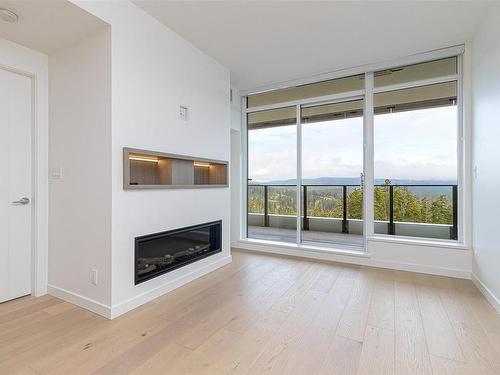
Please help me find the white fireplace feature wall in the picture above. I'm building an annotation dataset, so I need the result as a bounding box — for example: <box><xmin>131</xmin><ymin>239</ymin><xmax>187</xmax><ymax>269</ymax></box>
<box><xmin>48</xmin><ymin>0</ymin><xmax>231</xmax><ymax>319</ymax></box>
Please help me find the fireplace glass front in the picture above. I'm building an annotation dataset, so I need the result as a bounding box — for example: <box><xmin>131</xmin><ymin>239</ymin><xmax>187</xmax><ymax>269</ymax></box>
<box><xmin>135</xmin><ymin>220</ymin><xmax>222</xmax><ymax>284</ymax></box>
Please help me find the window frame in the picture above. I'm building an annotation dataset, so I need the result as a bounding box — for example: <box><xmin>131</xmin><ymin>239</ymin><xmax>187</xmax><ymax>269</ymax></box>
<box><xmin>241</xmin><ymin>45</ymin><xmax>467</xmax><ymax>249</ymax></box>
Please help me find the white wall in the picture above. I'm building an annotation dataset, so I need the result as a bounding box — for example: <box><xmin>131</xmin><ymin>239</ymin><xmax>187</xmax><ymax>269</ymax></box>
<box><xmin>231</xmin><ymin>129</ymin><xmax>241</xmax><ymax>242</ymax></box>
<box><xmin>48</xmin><ymin>28</ymin><xmax>112</xmax><ymax>311</ymax></box>
<box><xmin>231</xmin><ymin>88</ymin><xmax>242</xmax><ymax>131</ymax></box>
<box><xmin>471</xmin><ymin>3</ymin><xmax>500</xmax><ymax>311</ymax></box>
<box><xmin>0</xmin><ymin>39</ymin><xmax>48</xmax><ymax>297</ymax></box>
<box><xmin>72</xmin><ymin>1</ymin><xmax>231</xmax><ymax>317</ymax></box>
<box><xmin>230</xmin><ymin>87</ymin><xmax>242</xmax><ymax>242</ymax></box>
<box><xmin>367</xmin><ymin>240</ymin><xmax>470</xmax><ymax>278</ymax></box>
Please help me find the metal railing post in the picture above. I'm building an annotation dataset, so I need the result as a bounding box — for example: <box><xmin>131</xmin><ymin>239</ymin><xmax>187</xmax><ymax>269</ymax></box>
<box><xmin>389</xmin><ymin>185</ymin><xmax>395</xmax><ymax>235</ymax></box>
<box><xmin>451</xmin><ymin>185</ymin><xmax>458</xmax><ymax>240</ymax></box>
<box><xmin>264</xmin><ymin>185</ymin><xmax>269</xmax><ymax>227</ymax></box>
<box><xmin>302</xmin><ymin>185</ymin><xmax>309</xmax><ymax>231</ymax></box>
<box><xmin>342</xmin><ymin>185</ymin><xmax>348</xmax><ymax>233</ymax></box>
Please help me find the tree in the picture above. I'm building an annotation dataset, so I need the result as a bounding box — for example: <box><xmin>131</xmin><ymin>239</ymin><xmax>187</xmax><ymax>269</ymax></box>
<box><xmin>394</xmin><ymin>187</ymin><xmax>421</xmax><ymax>223</ymax></box>
<box><xmin>247</xmin><ymin>186</ymin><xmax>265</xmax><ymax>214</ymax></box>
<box><xmin>374</xmin><ymin>186</ymin><xmax>389</xmax><ymax>221</ymax></box>
<box><xmin>246</xmin><ymin>183</ymin><xmax>454</xmax><ymax>227</ymax></box>
<box><xmin>347</xmin><ymin>188</ymin><xmax>363</xmax><ymax>219</ymax></box>
<box><xmin>431</xmin><ymin>195</ymin><xmax>453</xmax><ymax>224</ymax></box>
<box><xmin>420</xmin><ymin>196</ymin><xmax>432</xmax><ymax>223</ymax></box>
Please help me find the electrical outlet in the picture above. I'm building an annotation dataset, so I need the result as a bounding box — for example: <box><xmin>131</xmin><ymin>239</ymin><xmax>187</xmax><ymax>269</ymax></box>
<box><xmin>91</xmin><ymin>269</ymin><xmax>98</xmax><ymax>285</ymax></box>
<box><xmin>179</xmin><ymin>105</ymin><xmax>188</xmax><ymax>121</ymax></box>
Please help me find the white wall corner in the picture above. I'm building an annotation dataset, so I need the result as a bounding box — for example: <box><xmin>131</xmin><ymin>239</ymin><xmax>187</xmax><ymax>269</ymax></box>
<box><xmin>47</xmin><ymin>284</ymin><xmax>112</xmax><ymax>319</ymax></box>
<box><xmin>471</xmin><ymin>273</ymin><xmax>500</xmax><ymax>314</ymax></box>
<box><xmin>462</xmin><ymin>41</ymin><xmax>474</xmax><ymax>250</ymax></box>
<box><xmin>230</xmin><ymin>86</ymin><xmax>242</xmax><ymax>131</ymax></box>
<box><xmin>48</xmin><ymin>28</ymin><xmax>112</xmax><ymax>308</ymax></box>
<box><xmin>470</xmin><ymin>2</ymin><xmax>500</xmax><ymax>316</ymax></box>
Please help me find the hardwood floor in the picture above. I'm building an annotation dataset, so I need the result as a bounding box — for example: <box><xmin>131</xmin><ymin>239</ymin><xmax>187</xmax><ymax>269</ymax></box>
<box><xmin>1</xmin><ymin>250</ymin><xmax>500</xmax><ymax>375</ymax></box>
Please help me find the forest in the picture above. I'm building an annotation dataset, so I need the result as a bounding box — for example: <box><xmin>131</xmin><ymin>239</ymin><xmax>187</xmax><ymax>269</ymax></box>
<box><xmin>248</xmin><ymin>180</ymin><xmax>454</xmax><ymax>225</ymax></box>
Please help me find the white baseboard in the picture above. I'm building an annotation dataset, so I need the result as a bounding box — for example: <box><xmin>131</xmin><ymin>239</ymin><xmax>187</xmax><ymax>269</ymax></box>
<box><xmin>110</xmin><ymin>255</ymin><xmax>232</xmax><ymax>319</ymax></box>
<box><xmin>47</xmin><ymin>284</ymin><xmax>112</xmax><ymax>319</ymax></box>
<box><xmin>367</xmin><ymin>258</ymin><xmax>471</xmax><ymax>279</ymax></box>
<box><xmin>48</xmin><ymin>255</ymin><xmax>232</xmax><ymax>320</ymax></box>
<box><xmin>471</xmin><ymin>273</ymin><xmax>500</xmax><ymax>314</ymax></box>
<box><xmin>232</xmin><ymin>240</ymin><xmax>471</xmax><ymax>279</ymax></box>
<box><xmin>232</xmin><ymin>240</ymin><xmax>369</xmax><ymax>264</ymax></box>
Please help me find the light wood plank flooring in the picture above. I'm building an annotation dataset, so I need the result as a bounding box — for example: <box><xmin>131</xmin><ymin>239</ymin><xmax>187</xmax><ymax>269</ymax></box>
<box><xmin>1</xmin><ymin>250</ymin><xmax>500</xmax><ymax>375</ymax></box>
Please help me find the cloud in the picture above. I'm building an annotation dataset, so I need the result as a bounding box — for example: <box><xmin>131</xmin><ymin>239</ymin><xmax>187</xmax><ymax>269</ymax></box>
<box><xmin>248</xmin><ymin>106</ymin><xmax>457</xmax><ymax>182</ymax></box>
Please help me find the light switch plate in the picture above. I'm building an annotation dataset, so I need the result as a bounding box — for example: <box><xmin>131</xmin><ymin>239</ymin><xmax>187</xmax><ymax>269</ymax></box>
<box><xmin>91</xmin><ymin>269</ymin><xmax>98</xmax><ymax>285</ymax></box>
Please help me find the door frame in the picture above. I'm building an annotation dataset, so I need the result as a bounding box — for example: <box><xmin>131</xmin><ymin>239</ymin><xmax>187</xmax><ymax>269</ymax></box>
<box><xmin>0</xmin><ymin>41</ymin><xmax>49</xmax><ymax>298</ymax></box>
<box><xmin>297</xmin><ymin>94</ymin><xmax>367</xmax><ymax>247</ymax></box>
<box><xmin>244</xmin><ymin>90</ymin><xmax>367</xmax><ymax>251</ymax></box>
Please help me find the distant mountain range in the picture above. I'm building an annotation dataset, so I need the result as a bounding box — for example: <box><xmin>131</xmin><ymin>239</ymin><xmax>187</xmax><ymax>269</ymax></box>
<box><xmin>249</xmin><ymin>177</ymin><xmax>457</xmax><ymax>197</ymax></box>
<box><xmin>250</xmin><ymin>177</ymin><xmax>457</xmax><ymax>186</ymax></box>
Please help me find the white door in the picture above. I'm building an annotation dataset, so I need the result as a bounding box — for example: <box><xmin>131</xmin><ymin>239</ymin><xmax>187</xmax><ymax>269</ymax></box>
<box><xmin>0</xmin><ymin>68</ymin><xmax>32</xmax><ymax>303</ymax></box>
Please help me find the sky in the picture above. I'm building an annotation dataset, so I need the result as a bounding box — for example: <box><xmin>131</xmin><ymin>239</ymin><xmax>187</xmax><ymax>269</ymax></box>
<box><xmin>248</xmin><ymin>106</ymin><xmax>458</xmax><ymax>183</ymax></box>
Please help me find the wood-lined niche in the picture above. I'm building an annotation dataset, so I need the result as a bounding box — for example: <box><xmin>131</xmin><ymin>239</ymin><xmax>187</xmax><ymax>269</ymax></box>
<box><xmin>123</xmin><ymin>148</ymin><xmax>228</xmax><ymax>189</ymax></box>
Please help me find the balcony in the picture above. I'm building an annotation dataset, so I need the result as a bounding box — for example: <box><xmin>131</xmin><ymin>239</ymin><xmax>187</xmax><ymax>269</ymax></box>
<box><xmin>247</xmin><ymin>184</ymin><xmax>458</xmax><ymax>246</ymax></box>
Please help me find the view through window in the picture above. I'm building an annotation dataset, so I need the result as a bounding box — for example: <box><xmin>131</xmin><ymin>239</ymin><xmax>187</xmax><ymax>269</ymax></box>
<box><xmin>374</xmin><ymin>82</ymin><xmax>458</xmax><ymax>240</ymax></box>
<box><xmin>247</xmin><ymin>106</ymin><xmax>297</xmax><ymax>243</ymax></box>
<box><xmin>246</xmin><ymin>56</ymin><xmax>460</xmax><ymax>246</ymax></box>
<box><xmin>301</xmin><ymin>100</ymin><xmax>364</xmax><ymax>248</ymax></box>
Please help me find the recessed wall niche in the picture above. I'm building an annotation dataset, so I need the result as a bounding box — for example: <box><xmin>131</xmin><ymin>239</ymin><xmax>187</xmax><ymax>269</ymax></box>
<box><xmin>123</xmin><ymin>148</ymin><xmax>228</xmax><ymax>189</ymax></box>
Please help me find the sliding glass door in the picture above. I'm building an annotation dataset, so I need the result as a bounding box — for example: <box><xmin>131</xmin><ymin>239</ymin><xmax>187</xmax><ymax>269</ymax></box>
<box><xmin>246</xmin><ymin>98</ymin><xmax>365</xmax><ymax>250</ymax></box>
<box><xmin>300</xmin><ymin>99</ymin><xmax>364</xmax><ymax>249</ymax></box>
<box><xmin>247</xmin><ymin>106</ymin><xmax>297</xmax><ymax>243</ymax></box>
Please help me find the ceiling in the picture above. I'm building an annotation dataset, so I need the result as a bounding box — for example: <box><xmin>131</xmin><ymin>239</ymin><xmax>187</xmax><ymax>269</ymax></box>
<box><xmin>0</xmin><ymin>1</ymin><xmax>108</xmax><ymax>54</ymax></box>
<box><xmin>133</xmin><ymin>1</ymin><xmax>490</xmax><ymax>91</ymax></box>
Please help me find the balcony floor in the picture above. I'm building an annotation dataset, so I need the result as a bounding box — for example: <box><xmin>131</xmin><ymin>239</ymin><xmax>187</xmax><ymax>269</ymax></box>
<box><xmin>248</xmin><ymin>225</ymin><xmax>364</xmax><ymax>249</ymax></box>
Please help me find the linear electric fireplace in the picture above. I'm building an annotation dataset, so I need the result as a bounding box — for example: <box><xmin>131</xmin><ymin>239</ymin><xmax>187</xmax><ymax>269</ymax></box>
<box><xmin>135</xmin><ymin>220</ymin><xmax>222</xmax><ymax>284</ymax></box>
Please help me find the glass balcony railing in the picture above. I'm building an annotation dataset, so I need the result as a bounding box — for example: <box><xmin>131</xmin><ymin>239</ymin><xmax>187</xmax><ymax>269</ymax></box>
<box><xmin>247</xmin><ymin>184</ymin><xmax>458</xmax><ymax>241</ymax></box>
